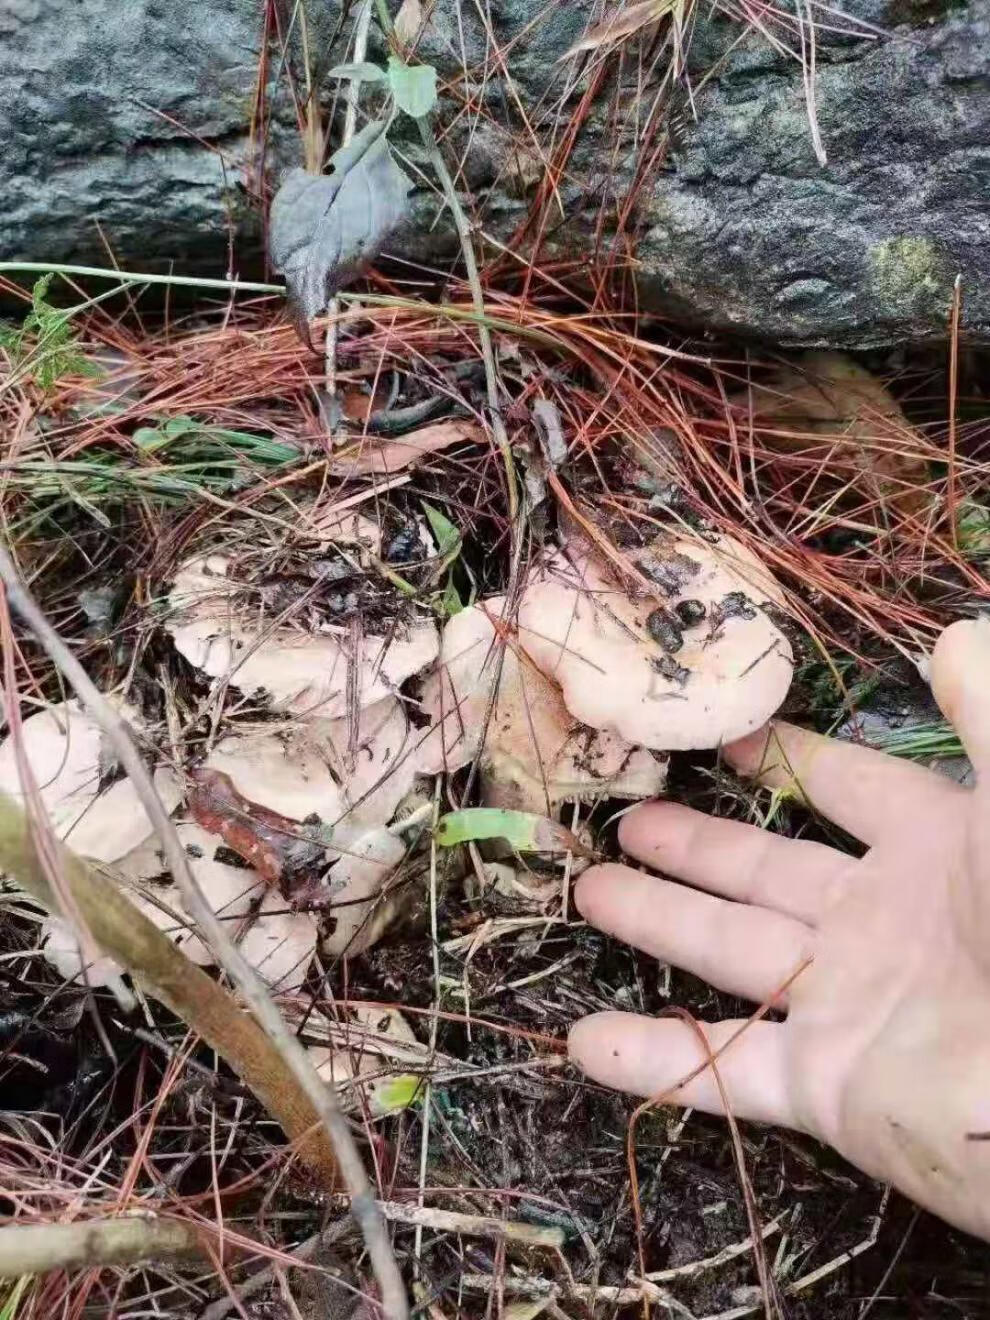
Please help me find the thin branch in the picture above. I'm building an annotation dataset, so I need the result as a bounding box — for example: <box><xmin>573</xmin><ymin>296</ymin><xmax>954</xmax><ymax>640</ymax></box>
<box><xmin>325</xmin><ymin>0</ymin><xmax>375</xmax><ymax>404</ymax></box>
<box><xmin>0</xmin><ymin>545</ymin><xmax>408</xmax><ymax>1320</ymax></box>
<box><xmin>0</xmin><ymin>1217</ymin><xmax>203</xmax><ymax>1280</ymax></box>
<box><xmin>0</xmin><ymin>262</ymin><xmax>284</xmax><ymax>293</ymax></box>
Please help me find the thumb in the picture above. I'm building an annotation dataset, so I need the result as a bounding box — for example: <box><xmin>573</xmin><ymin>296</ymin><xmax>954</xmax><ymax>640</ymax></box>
<box><xmin>931</xmin><ymin>618</ymin><xmax>990</xmax><ymax>784</ymax></box>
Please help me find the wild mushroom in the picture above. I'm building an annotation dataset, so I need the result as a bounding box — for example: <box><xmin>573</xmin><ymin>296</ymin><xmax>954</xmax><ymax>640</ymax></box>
<box><xmin>516</xmin><ymin>532</ymin><xmax>793</xmax><ymax>751</ymax></box>
<box><xmin>320</xmin><ymin>827</ymin><xmax>408</xmax><ymax>958</ymax></box>
<box><xmin>166</xmin><ymin>555</ymin><xmax>438</xmax><ymax>717</ymax></box>
<box><xmin>118</xmin><ymin>821</ymin><xmax>318</xmax><ymax>990</ymax></box>
<box><xmin>189</xmin><ymin>698</ymin><xmax>424</xmax><ymax>957</ymax></box>
<box><xmin>416</xmin><ymin>597</ymin><xmax>666</xmax><ymax>815</ymax></box>
<box><xmin>199</xmin><ymin>685</ymin><xmax>414</xmax><ymax>835</ymax></box>
<box><xmin>0</xmin><ymin>699</ymin><xmax>182</xmax><ymax>863</ymax></box>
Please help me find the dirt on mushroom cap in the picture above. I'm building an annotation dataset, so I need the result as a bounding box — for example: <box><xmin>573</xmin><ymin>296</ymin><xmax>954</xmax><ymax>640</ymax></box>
<box><xmin>516</xmin><ymin>533</ymin><xmax>794</xmax><ymax>751</ymax></box>
<box><xmin>166</xmin><ymin>554</ymin><xmax>438</xmax><ymax>717</ymax></box>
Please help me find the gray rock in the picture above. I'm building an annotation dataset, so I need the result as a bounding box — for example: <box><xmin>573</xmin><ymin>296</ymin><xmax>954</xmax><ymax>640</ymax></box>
<box><xmin>639</xmin><ymin>0</ymin><xmax>990</xmax><ymax>345</ymax></box>
<box><xmin>1</xmin><ymin>0</ymin><xmax>987</xmax><ymax>346</ymax></box>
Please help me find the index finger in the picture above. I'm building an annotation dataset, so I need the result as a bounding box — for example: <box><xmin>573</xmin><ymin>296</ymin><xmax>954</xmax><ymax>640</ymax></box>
<box><xmin>725</xmin><ymin>719</ymin><xmax>964</xmax><ymax>847</ymax></box>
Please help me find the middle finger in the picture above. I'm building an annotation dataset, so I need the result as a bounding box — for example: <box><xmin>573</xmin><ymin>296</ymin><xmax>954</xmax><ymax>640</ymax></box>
<box><xmin>576</xmin><ymin>863</ymin><xmax>813</xmax><ymax>1005</ymax></box>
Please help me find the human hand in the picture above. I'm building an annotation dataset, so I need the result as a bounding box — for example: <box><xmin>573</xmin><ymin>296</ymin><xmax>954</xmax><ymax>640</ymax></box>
<box><xmin>569</xmin><ymin>619</ymin><xmax>990</xmax><ymax>1241</ymax></box>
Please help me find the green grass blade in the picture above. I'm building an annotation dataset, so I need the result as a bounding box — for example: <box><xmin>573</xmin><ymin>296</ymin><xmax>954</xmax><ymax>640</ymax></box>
<box><xmin>435</xmin><ymin>807</ymin><xmax>591</xmax><ymax>855</ymax></box>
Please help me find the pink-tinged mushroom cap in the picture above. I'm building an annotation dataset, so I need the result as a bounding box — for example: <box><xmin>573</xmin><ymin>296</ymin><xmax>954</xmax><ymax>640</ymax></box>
<box><xmin>516</xmin><ymin>534</ymin><xmax>793</xmax><ymax>752</ymax></box>
<box><xmin>416</xmin><ymin>597</ymin><xmax>666</xmax><ymax>812</ymax></box>
<box><xmin>166</xmin><ymin>555</ymin><xmax>438</xmax><ymax>717</ymax></box>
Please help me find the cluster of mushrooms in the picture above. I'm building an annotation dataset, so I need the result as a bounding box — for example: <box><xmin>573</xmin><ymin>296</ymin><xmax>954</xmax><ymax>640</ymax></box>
<box><xmin>1</xmin><ymin>517</ymin><xmax>794</xmax><ymax>1016</ymax></box>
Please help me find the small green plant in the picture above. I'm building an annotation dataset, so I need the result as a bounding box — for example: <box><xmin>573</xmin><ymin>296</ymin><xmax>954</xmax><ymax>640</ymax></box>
<box><xmin>0</xmin><ymin>274</ymin><xmax>98</xmax><ymax>392</ymax></box>
<box><xmin>0</xmin><ymin>1276</ymin><xmax>29</xmax><ymax>1320</ymax></box>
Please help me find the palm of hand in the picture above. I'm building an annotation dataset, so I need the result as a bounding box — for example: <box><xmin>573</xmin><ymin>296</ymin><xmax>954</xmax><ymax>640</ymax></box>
<box><xmin>570</xmin><ymin>620</ymin><xmax>990</xmax><ymax>1240</ymax></box>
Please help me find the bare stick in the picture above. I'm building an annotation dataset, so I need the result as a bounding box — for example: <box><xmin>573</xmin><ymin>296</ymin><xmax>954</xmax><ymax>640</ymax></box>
<box><xmin>362</xmin><ymin>1200</ymin><xmax>563</xmax><ymax>1247</ymax></box>
<box><xmin>0</xmin><ymin>545</ymin><xmax>407</xmax><ymax>1320</ymax></box>
<box><xmin>460</xmin><ymin>1274</ymin><xmax>693</xmax><ymax>1314</ymax></box>
<box><xmin>0</xmin><ymin>1217</ymin><xmax>203</xmax><ymax>1279</ymax></box>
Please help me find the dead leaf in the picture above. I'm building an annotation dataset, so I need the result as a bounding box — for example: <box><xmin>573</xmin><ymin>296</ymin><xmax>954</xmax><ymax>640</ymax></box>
<box><xmin>730</xmin><ymin>353</ymin><xmax>933</xmax><ymax>524</ymax></box>
<box><xmin>562</xmin><ymin>0</ymin><xmax>684</xmax><ymax>58</ymax></box>
<box><xmin>187</xmin><ymin>767</ymin><xmax>326</xmax><ymax>892</ymax></box>
<box><xmin>340</xmin><ymin>385</ymin><xmax>391</xmax><ymax>423</ymax></box>
<box><xmin>270</xmin><ymin>120</ymin><xmax>412</xmax><ymax>332</ymax></box>
<box><xmin>328</xmin><ymin>419</ymin><xmax>484</xmax><ymax>477</ymax></box>
<box><xmin>394</xmin><ymin>0</ymin><xmax>424</xmax><ymax>47</ymax></box>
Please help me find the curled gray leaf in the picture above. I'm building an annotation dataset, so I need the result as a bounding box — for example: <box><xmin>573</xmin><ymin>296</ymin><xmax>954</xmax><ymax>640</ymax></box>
<box><xmin>270</xmin><ymin>119</ymin><xmax>413</xmax><ymax>335</ymax></box>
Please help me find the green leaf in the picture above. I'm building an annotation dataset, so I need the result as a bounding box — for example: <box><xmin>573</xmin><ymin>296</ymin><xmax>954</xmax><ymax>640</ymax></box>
<box><xmin>371</xmin><ymin>1072</ymin><xmax>424</xmax><ymax>1115</ymax></box>
<box><xmin>387</xmin><ymin>56</ymin><xmax>438</xmax><ymax>118</ymax></box>
<box><xmin>328</xmin><ymin>61</ymin><xmax>386</xmax><ymax>82</ymax></box>
<box><xmin>435</xmin><ymin>808</ymin><xmax>592</xmax><ymax>856</ymax></box>
<box><xmin>437</xmin><ymin>579</ymin><xmax>463</xmax><ymax>617</ymax></box>
<box><xmin>422</xmin><ymin>500</ymin><xmax>461</xmax><ymax>559</ymax></box>
<box><xmin>423</xmin><ymin>501</ymin><xmax>463</xmax><ymax>615</ymax></box>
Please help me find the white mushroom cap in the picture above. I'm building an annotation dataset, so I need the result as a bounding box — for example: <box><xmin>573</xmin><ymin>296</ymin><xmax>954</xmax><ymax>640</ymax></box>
<box><xmin>516</xmin><ymin>534</ymin><xmax>793</xmax><ymax>751</ymax></box>
<box><xmin>0</xmin><ymin>702</ymin><xmax>103</xmax><ymax>822</ymax></box>
<box><xmin>0</xmin><ymin>700</ymin><xmax>181</xmax><ymax>863</ymax></box>
<box><xmin>64</xmin><ymin>771</ymin><xmax>183</xmax><ymax>863</ymax></box>
<box><xmin>166</xmin><ymin>556</ymin><xmax>438</xmax><ymax>717</ymax></box>
<box><xmin>321</xmin><ymin>828</ymin><xmax>407</xmax><ymax>958</ymax></box>
<box><xmin>416</xmin><ymin>598</ymin><xmax>666</xmax><ymax>812</ymax></box>
<box><xmin>113</xmin><ymin>821</ymin><xmax>318</xmax><ymax>990</ymax></box>
<box><xmin>40</xmin><ymin>917</ymin><xmax>128</xmax><ymax>988</ymax></box>
<box><xmin>203</xmin><ymin>696</ymin><xmax>419</xmax><ymax>852</ymax></box>
<box><xmin>40</xmin><ymin>849</ymin><xmax>210</xmax><ymax>988</ymax></box>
